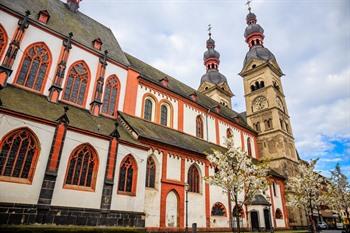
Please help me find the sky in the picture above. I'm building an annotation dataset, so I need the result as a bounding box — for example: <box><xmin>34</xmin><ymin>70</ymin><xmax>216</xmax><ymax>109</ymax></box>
<box><xmin>78</xmin><ymin>0</ymin><xmax>350</xmax><ymax>177</ymax></box>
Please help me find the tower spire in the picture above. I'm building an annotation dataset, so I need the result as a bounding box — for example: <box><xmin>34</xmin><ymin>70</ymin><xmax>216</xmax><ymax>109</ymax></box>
<box><xmin>244</xmin><ymin>0</ymin><xmax>265</xmax><ymax>48</ymax></box>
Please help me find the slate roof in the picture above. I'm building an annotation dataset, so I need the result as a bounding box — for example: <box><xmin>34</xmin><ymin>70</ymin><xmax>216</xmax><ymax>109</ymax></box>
<box><xmin>243</xmin><ymin>45</ymin><xmax>276</xmax><ymax>67</ymax></box>
<box><xmin>119</xmin><ymin>111</ymin><xmax>225</xmax><ymax>155</ymax></box>
<box><xmin>125</xmin><ymin>53</ymin><xmax>255</xmax><ymax>132</ymax></box>
<box><xmin>0</xmin><ymin>0</ymin><xmax>129</xmax><ymax>67</ymax></box>
<box><xmin>248</xmin><ymin>194</ymin><xmax>270</xmax><ymax>206</ymax></box>
<box><xmin>0</xmin><ymin>85</ymin><xmax>142</xmax><ymax>147</ymax></box>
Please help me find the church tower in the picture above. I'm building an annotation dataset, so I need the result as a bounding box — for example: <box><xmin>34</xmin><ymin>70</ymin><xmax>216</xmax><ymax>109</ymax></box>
<box><xmin>239</xmin><ymin>7</ymin><xmax>299</xmax><ymax>175</ymax></box>
<box><xmin>198</xmin><ymin>30</ymin><xmax>233</xmax><ymax>108</ymax></box>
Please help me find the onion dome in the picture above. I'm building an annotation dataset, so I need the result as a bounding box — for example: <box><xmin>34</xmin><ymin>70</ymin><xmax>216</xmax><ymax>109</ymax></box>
<box><xmin>203</xmin><ymin>35</ymin><xmax>220</xmax><ymax>60</ymax></box>
<box><xmin>244</xmin><ymin>9</ymin><xmax>265</xmax><ymax>48</ymax></box>
<box><xmin>201</xmin><ymin>31</ymin><xmax>227</xmax><ymax>84</ymax></box>
<box><xmin>242</xmin><ymin>8</ymin><xmax>277</xmax><ymax>67</ymax></box>
<box><xmin>244</xmin><ymin>24</ymin><xmax>264</xmax><ymax>38</ymax></box>
<box><xmin>201</xmin><ymin>69</ymin><xmax>227</xmax><ymax>84</ymax></box>
<box><xmin>243</xmin><ymin>46</ymin><xmax>276</xmax><ymax>66</ymax></box>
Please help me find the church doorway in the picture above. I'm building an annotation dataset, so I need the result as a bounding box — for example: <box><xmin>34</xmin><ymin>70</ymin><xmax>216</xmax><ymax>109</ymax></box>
<box><xmin>250</xmin><ymin>210</ymin><xmax>260</xmax><ymax>231</ymax></box>
<box><xmin>264</xmin><ymin>208</ymin><xmax>272</xmax><ymax>231</ymax></box>
<box><xmin>166</xmin><ymin>190</ymin><xmax>179</xmax><ymax>227</ymax></box>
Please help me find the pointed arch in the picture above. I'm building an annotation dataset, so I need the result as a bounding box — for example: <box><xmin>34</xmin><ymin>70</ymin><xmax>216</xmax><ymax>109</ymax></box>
<box><xmin>145</xmin><ymin>156</ymin><xmax>156</xmax><ymax>188</ymax></box>
<box><xmin>165</xmin><ymin>189</ymin><xmax>180</xmax><ymax>227</ymax></box>
<box><xmin>0</xmin><ymin>127</ymin><xmax>40</xmax><ymax>184</ymax></box>
<box><xmin>14</xmin><ymin>42</ymin><xmax>52</xmax><ymax>93</ymax></box>
<box><xmin>101</xmin><ymin>74</ymin><xmax>120</xmax><ymax>117</ymax></box>
<box><xmin>0</xmin><ymin>24</ymin><xmax>8</xmax><ymax>61</ymax></box>
<box><xmin>196</xmin><ymin>115</ymin><xmax>204</xmax><ymax>139</ymax></box>
<box><xmin>62</xmin><ymin>60</ymin><xmax>91</xmax><ymax>107</ymax></box>
<box><xmin>211</xmin><ymin>202</ymin><xmax>227</xmax><ymax>216</ymax></box>
<box><xmin>64</xmin><ymin>143</ymin><xmax>99</xmax><ymax>191</ymax></box>
<box><xmin>118</xmin><ymin>154</ymin><xmax>138</xmax><ymax>195</ymax></box>
<box><xmin>188</xmin><ymin>164</ymin><xmax>201</xmax><ymax>193</ymax></box>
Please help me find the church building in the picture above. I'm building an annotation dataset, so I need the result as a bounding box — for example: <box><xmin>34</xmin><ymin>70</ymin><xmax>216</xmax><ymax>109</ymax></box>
<box><xmin>0</xmin><ymin>0</ymin><xmax>304</xmax><ymax>231</ymax></box>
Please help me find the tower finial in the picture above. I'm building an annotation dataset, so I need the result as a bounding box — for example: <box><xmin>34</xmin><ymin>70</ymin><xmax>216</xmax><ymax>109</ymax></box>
<box><xmin>246</xmin><ymin>0</ymin><xmax>252</xmax><ymax>13</ymax></box>
<box><xmin>208</xmin><ymin>24</ymin><xmax>212</xmax><ymax>37</ymax></box>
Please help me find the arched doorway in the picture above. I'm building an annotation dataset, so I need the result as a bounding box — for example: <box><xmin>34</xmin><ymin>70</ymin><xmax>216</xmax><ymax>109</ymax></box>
<box><xmin>166</xmin><ymin>190</ymin><xmax>179</xmax><ymax>227</ymax></box>
<box><xmin>250</xmin><ymin>210</ymin><xmax>260</xmax><ymax>231</ymax></box>
<box><xmin>264</xmin><ymin>208</ymin><xmax>271</xmax><ymax>231</ymax></box>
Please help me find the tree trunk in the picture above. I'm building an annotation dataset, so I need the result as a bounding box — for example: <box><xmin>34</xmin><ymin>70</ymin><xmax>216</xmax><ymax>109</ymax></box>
<box><xmin>228</xmin><ymin>191</ymin><xmax>234</xmax><ymax>233</ymax></box>
<box><xmin>234</xmin><ymin>192</ymin><xmax>241</xmax><ymax>233</ymax></box>
<box><xmin>309</xmin><ymin>198</ymin><xmax>317</xmax><ymax>233</ymax></box>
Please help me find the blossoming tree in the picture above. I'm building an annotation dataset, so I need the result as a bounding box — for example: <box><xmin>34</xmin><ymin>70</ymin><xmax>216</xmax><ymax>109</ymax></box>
<box><xmin>286</xmin><ymin>159</ymin><xmax>324</xmax><ymax>233</ymax></box>
<box><xmin>205</xmin><ymin>138</ymin><xmax>269</xmax><ymax>233</ymax></box>
<box><xmin>323</xmin><ymin>164</ymin><xmax>350</xmax><ymax>232</ymax></box>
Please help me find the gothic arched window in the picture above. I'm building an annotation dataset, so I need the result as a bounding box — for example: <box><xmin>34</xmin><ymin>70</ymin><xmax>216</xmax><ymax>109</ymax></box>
<box><xmin>0</xmin><ymin>24</ymin><xmax>8</xmax><ymax>60</ymax></box>
<box><xmin>118</xmin><ymin>155</ymin><xmax>137</xmax><ymax>194</ymax></box>
<box><xmin>64</xmin><ymin>144</ymin><xmax>99</xmax><ymax>191</ymax></box>
<box><xmin>188</xmin><ymin>164</ymin><xmax>200</xmax><ymax>193</ymax></box>
<box><xmin>63</xmin><ymin>61</ymin><xmax>90</xmax><ymax>106</ymax></box>
<box><xmin>196</xmin><ymin>115</ymin><xmax>203</xmax><ymax>139</ymax></box>
<box><xmin>0</xmin><ymin>127</ymin><xmax>40</xmax><ymax>183</ymax></box>
<box><xmin>102</xmin><ymin>75</ymin><xmax>120</xmax><ymax>116</ymax></box>
<box><xmin>247</xmin><ymin>138</ymin><xmax>252</xmax><ymax>156</ymax></box>
<box><xmin>15</xmin><ymin>42</ymin><xmax>51</xmax><ymax>92</ymax></box>
<box><xmin>144</xmin><ymin>98</ymin><xmax>154</xmax><ymax>121</ymax></box>
<box><xmin>145</xmin><ymin>157</ymin><xmax>156</xmax><ymax>188</ymax></box>
<box><xmin>211</xmin><ymin>202</ymin><xmax>226</xmax><ymax>216</ymax></box>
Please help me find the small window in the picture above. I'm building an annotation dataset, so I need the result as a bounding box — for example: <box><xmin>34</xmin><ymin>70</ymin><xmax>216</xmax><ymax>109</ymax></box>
<box><xmin>188</xmin><ymin>164</ymin><xmax>200</xmax><ymax>193</ymax></box>
<box><xmin>226</xmin><ymin>128</ymin><xmax>233</xmax><ymax>138</ymax></box>
<box><xmin>145</xmin><ymin>157</ymin><xmax>156</xmax><ymax>188</ymax></box>
<box><xmin>160</xmin><ymin>104</ymin><xmax>168</xmax><ymax>126</ymax></box>
<box><xmin>252</xmin><ymin>64</ymin><xmax>256</xmax><ymax>69</ymax></box>
<box><xmin>211</xmin><ymin>202</ymin><xmax>226</xmax><ymax>216</ymax></box>
<box><xmin>247</xmin><ymin>138</ymin><xmax>252</xmax><ymax>156</ymax></box>
<box><xmin>275</xmin><ymin>208</ymin><xmax>283</xmax><ymax>219</ymax></box>
<box><xmin>272</xmin><ymin>182</ymin><xmax>277</xmax><ymax>196</ymax></box>
<box><xmin>144</xmin><ymin>99</ymin><xmax>153</xmax><ymax>121</ymax></box>
<box><xmin>196</xmin><ymin>115</ymin><xmax>204</xmax><ymax>139</ymax></box>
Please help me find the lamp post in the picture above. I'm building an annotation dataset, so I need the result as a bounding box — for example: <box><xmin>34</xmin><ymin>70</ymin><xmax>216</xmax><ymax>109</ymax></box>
<box><xmin>266</xmin><ymin>196</ymin><xmax>274</xmax><ymax>233</ymax></box>
<box><xmin>185</xmin><ymin>183</ymin><xmax>189</xmax><ymax>233</ymax></box>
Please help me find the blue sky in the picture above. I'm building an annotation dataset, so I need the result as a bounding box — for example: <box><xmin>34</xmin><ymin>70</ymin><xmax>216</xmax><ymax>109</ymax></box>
<box><xmin>78</xmin><ymin>0</ymin><xmax>350</xmax><ymax>177</ymax></box>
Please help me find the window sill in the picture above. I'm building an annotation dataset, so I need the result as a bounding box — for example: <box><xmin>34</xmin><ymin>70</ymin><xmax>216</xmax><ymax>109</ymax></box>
<box><xmin>63</xmin><ymin>184</ymin><xmax>95</xmax><ymax>192</ymax></box>
<box><xmin>0</xmin><ymin>176</ymin><xmax>32</xmax><ymax>184</ymax></box>
<box><xmin>117</xmin><ymin>190</ymin><xmax>136</xmax><ymax>196</ymax></box>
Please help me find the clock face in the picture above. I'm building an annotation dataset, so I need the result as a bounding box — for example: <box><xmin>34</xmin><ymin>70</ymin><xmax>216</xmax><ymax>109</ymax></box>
<box><xmin>253</xmin><ymin>96</ymin><xmax>268</xmax><ymax>112</ymax></box>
